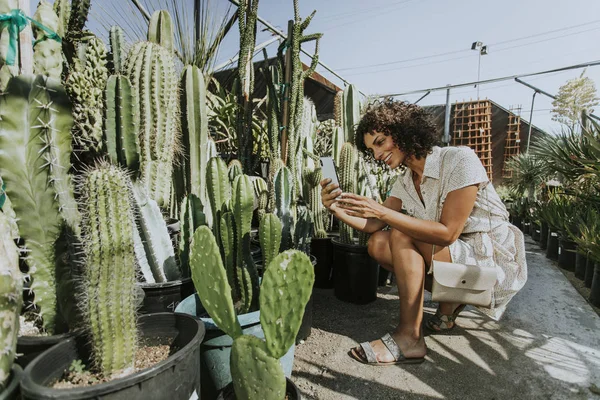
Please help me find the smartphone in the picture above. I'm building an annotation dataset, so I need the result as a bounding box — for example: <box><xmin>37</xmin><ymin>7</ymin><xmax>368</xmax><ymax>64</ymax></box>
<box><xmin>319</xmin><ymin>157</ymin><xmax>341</xmax><ymax>198</ymax></box>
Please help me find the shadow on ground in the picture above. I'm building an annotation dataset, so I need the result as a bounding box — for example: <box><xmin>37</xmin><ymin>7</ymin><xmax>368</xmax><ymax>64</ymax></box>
<box><xmin>292</xmin><ymin>237</ymin><xmax>600</xmax><ymax>400</ymax></box>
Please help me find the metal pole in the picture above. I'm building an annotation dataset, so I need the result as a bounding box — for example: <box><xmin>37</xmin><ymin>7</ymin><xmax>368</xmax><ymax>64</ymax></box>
<box><xmin>194</xmin><ymin>0</ymin><xmax>201</xmax><ymax>48</ymax></box>
<box><xmin>477</xmin><ymin>51</ymin><xmax>481</xmax><ymax>99</ymax></box>
<box><xmin>526</xmin><ymin>91</ymin><xmax>538</xmax><ymax>153</ymax></box>
<box><xmin>414</xmin><ymin>91</ymin><xmax>431</xmax><ymax>104</ymax></box>
<box><xmin>280</xmin><ymin>20</ymin><xmax>294</xmax><ymax>165</ymax></box>
<box><xmin>443</xmin><ymin>87</ymin><xmax>451</xmax><ymax>145</ymax></box>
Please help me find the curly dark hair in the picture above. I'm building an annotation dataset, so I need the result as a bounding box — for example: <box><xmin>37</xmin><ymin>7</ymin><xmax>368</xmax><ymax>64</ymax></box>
<box><xmin>355</xmin><ymin>99</ymin><xmax>439</xmax><ymax>160</ymax></box>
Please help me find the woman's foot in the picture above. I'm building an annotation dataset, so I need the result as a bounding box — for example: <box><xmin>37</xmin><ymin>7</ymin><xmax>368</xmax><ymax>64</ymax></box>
<box><xmin>425</xmin><ymin>304</ymin><xmax>466</xmax><ymax>332</ymax></box>
<box><xmin>350</xmin><ymin>331</ymin><xmax>427</xmax><ymax>364</ymax></box>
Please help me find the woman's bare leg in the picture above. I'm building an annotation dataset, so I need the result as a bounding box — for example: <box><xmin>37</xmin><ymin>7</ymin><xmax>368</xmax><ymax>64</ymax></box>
<box><xmin>357</xmin><ymin>229</ymin><xmax>455</xmax><ymax>362</ymax></box>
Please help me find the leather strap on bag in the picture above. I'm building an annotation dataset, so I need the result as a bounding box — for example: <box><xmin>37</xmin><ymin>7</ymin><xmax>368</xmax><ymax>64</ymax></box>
<box><xmin>429</xmin><ymin>148</ymin><xmax>495</xmax><ymax>273</ymax></box>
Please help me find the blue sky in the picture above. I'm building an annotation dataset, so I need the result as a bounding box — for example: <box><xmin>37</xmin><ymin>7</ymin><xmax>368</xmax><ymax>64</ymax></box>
<box><xmin>32</xmin><ymin>0</ymin><xmax>600</xmax><ymax>133</ymax></box>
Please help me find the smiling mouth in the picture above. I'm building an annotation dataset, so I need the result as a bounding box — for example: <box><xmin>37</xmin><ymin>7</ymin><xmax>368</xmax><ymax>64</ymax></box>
<box><xmin>384</xmin><ymin>154</ymin><xmax>392</xmax><ymax>164</ymax></box>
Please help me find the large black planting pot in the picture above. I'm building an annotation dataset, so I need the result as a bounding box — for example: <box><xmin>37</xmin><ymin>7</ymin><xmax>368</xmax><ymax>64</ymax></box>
<box><xmin>216</xmin><ymin>378</ymin><xmax>301</xmax><ymax>400</ymax></box>
<box><xmin>531</xmin><ymin>223</ymin><xmax>541</xmax><ymax>242</ymax></box>
<box><xmin>20</xmin><ymin>313</ymin><xmax>205</xmax><ymax>400</ymax></box>
<box><xmin>546</xmin><ymin>231</ymin><xmax>559</xmax><ymax>261</ymax></box>
<box><xmin>585</xmin><ymin>257</ymin><xmax>595</xmax><ymax>288</ymax></box>
<box><xmin>557</xmin><ymin>239</ymin><xmax>577</xmax><ymax>271</ymax></box>
<box><xmin>16</xmin><ymin>331</ymin><xmax>74</xmax><ymax>369</ymax></box>
<box><xmin>310</xmin><ymin>237</ymin><xmax>334</xmax><ymax>289</ymax></box>
<box><xmin>332</xmin><ymin>238</ymin><xmax>379</xmax><ymax>304</ymax></box>
<box><xmin>590</xmin><ymin>262</ymin><xmax>600</xmax><ymax>307</ymax></box>
<box><xmin>138</xmin><ymin>278</ymin><xmax>196</xmax><ymax>314</ymax></box>
<box><xmin>575</xmin><ymin>252</ymin><xmax>588</xmax><ymax>280</ymax></box>
<box><xmin>539</xmin><ymin>222</ymin><xmax>549</xmax><ymax>249</ymax></box>
<box><xmin>1</xmin><ymin>364</ymin><xmax>22</xmax><ymax>400</ymax></box>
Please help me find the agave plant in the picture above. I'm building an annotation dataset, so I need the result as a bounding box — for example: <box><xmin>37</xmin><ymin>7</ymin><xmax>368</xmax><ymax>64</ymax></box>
<box><xmin>504</xmin><ymin>152</ymin><xmax>550</xmax><ymax>201</ymax></box>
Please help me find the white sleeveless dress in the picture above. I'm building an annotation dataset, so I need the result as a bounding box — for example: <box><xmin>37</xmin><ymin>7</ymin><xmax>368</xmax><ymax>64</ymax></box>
<box><xmin>389</xmin><ymin>146</ymin><xmax>528</xmax><ymax>320</ymax></box>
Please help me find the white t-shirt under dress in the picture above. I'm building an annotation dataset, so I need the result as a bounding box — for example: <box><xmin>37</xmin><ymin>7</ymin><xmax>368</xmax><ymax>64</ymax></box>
<box><xmin>389</xmin><ymin>145</ymin><xmax>527</xmax><ymax>320</ymax></box>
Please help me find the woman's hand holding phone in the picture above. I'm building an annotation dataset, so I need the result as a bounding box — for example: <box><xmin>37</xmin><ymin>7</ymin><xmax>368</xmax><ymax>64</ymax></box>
<box><xmin>320</xmin><ymin>178</ymin><xmax>341</xmax><ymax>212</ymax></box>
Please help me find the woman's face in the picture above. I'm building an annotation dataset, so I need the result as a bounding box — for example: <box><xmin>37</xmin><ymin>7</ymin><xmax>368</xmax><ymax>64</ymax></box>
<box><xmin>363</xmin><ymin>131</ymin><xmax>406</xmax><ymax>168</ymax></box>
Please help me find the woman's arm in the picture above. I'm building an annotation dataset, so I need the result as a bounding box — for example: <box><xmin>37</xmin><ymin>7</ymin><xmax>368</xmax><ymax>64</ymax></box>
<box><xmin>340</xmin><ymin>184</ymin><xmax>479</xmax><ymax>246</ymax></box>
<box><xmin>332</xmin><ymin>196</ymin><xmax>402</xmax><ymax>234</ymax></box>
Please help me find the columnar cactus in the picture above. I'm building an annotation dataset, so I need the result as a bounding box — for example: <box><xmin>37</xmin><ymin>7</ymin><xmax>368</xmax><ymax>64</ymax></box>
<box><xmin>104</xmin><ymin>74</ymin><xmax>140</xmax><ymax>171</ymax></box>
<box><xmin>259</xmin><ymin>213</ymin><xmax>282</xmax><ymax>272</ymax></box>
<box><xmin>0</xmin><ymin>212</ymin><xmax>22</xmax><ymax>389</ymax></box>
<box><xmin>109</xmin><ymin>25</ymin><xmax>125</xmax><ymax>74</ymax></box>
<box><xmin>53</xmin><ymin>0</ymin><xmax>70</xmax><ymax>38</ymax></box>
<box><xmin>305</xmin><ymin>168</ymin><xmax>327</xmax><ymax>238</ymax></box>
<box><xmin>0</xmin><ymin>75</ymin><xmax>76</xmax><ymax>333</ymax></box>
<box><xmin>207</xmin><ymin>156</ymin><xmax>231</xmax><ymax>236</ymax></box>
<box><xmin>0</xmin><ymin>0</ymin><xmax>18</xmax><ymax>91</ymax></box>
<box><xmin>179</xmin><ymin>194</ymin><xmax>206</xmax><ymax>278</ymax></box>
<box><xmin>228</xmin><ymin>159</ymin><xmax>243</xmax><ymax>183</ymax></box>
<box><xmin>32</xmin><ymin>0</ymin><xmax>62</xmax><ymax>80</ymax></box>
<box><xmin>342</xmin><ymin>84</ymin><xmax>361</xmax><ymax>143</ymax></box>
<box><xmin>339</xmin><ymin>142</ymin><xmax>357</xmax><ymax>244</ymax></box>
<box><xmin>148</xmin><ymin>10</ymin><xmax>174</xmax><ymax>53</ymax></box>
<box><xmin>274</xmin><ymin>166</ymin><xmax>294</xmax><ymax>251</ymax></box>
<box><xmin>79</xmin><ymin>163</ymin><xmax>138</xmax><ymax>376</ymax></box>
<box><xmin>124</xmin><ymin>41</ymin><xmax>180</xmax><ymax>209</ymax></box>
<box><xmin>65</xmin><ymin>35</ymin><xmax>109</xmax><ymax>163</ymax></box>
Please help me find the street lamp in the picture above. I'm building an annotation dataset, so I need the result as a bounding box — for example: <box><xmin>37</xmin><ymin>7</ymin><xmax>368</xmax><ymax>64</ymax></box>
<box><xmin>471</xmin><ymin>41</ymin><xmax>488</xmax><ymax>99</ymax></box>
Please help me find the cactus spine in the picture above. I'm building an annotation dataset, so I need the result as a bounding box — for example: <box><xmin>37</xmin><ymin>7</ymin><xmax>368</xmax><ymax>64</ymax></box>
<box><xmin>104</xmin><ymin>75</ymin><xmax>140</xmax><ymax>171</ymax></box>
<box><xmin>79</xmin><ymin>163</ymin><xmax>137</xmax><ymax>376</ymax></box>
<box><xmin>124</xmin><ymin>41</ymin><xmax>180</xmax><ymax>209</ymax></box>
<box><xmin>339</xmin><ymin>142</ymin><xmax>357</xmax><ymax>244</ymax></box>
<box><xmin>32</xmin><ymin>0</ymin><xmax>62</xmax><ymax>80</ymax></box>
<box><xmin>0</xmin><ymin>75</ymin><xmax>75</xmax><ymax>333</ymax></box>
<box><xmin>148</xmin><ymin>10</ymin><xmax>174</xmax><ymax>53</ymax></box>
<box><xmin>0</xmin><ymin>212</ymin><xmax>22</xmax><ymax>389</ymax></box>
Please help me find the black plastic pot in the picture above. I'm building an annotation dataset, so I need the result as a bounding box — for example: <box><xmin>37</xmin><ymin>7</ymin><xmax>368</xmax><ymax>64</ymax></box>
<box><xmin>531</xmin><ymin>223</ymin><xmax>541</xmax><ymax>242</ymax></box>
<box><xmin>522</xmin><ymin>221</ymin><xmax>531</xmax><ymax>235</ymax></box>
<box><xmin>16</xmin><ymin>331</ymin><xmax>74</xmax><ymax>369</ymax></box>
<box><xmin>332</xmin><ymin>238</ymin><xmax>379</xmax><ymax>304</ymax></box>
<box><xmin>1</xmin><ymin>364</ymin><xmax>22</xmax><ymax>400</ymax></box>
<box><xmin>216</xmin><ymin>377</ymin><xmax>301</xmax><ymax>400</ymax></box>
<box><xmin>546</xmin><ymin>231</ymin><xmax>559</xmax><ymax>261</ymax></box>
<box><xmin>557</xmin><ymin>239</ymin><xmax>577</xmax><ymax>271</ymax></box>
<box><xmin>378</xmin><ymin>266</ymin><xmax>391</xmax><ymax>286</ymax></box>
<box><xmin>138</xmin><ymin>277</ymin><xmax>196</xmax><ymax>314</ymax></box>
<box><xmin>590</xmin><ymin>262</ymin><xmax>600</xmax><ymax>307</ymax></box>
<box><xmin>512</xmin><ymin>216</ymin><xmax>522</xmax><ymax>230</ymax></box>
<box><xmin>539</xmin><ymin>222</ymin><xmax>549</xmax><ymax>250</ymax></box>
<box><xmin>585</xmin><ymin>257</ymin><xmax>595</xmax><ymax>288</ymax></box>
<box><xmin>20</xmin><ymin>313</ymin><xmax>205</xmax><ymax>400</ymax></box>
<box><xmin>310</xmin><ymin>237</ymin><xmax>334</xmax><ymax>289</ymax></box>
<box><xmin>575</xmin><ymin>252</ymin><xmax>588</xmax><ymax>281</ymax></box>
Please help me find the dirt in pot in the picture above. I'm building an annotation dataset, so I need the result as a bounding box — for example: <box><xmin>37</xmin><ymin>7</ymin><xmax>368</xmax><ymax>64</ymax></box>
<box><xmin>52</xmin><ymin>336</ymin><xmax>172</xmax><ymax>389</ymax></box>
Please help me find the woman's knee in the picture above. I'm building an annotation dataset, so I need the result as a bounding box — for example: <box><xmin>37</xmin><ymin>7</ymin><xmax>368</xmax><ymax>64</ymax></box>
<box><xmin>389</xmin><ymin>228</ymin><xmax>413</xmax><ymax>247</ymax></box>
<box><xmin>367</xmin><ymin>231</ymin><xmax>389</xmax><ymax>260</ymax></box>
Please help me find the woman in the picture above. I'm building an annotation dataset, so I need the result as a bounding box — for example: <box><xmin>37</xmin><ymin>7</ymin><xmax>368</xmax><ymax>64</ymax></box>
<box><xmin>320</xmin><ymin>100</ymin><xmax>527</xmax><ymax>365</ymax></box>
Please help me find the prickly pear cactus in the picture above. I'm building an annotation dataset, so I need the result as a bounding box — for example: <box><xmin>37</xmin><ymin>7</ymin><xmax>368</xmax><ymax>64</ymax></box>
<box><xmin>0</xmin><ymin>212</ymin><xmax>22</xmax><ymax>389</ymax></box>
<box><xmin>231</xmin><ymin>335</ymin><xmax>286</xmax><ymax>400</ymax></box>
<box><xmin>32</xmin><ymin>0</ymin><xmax>63</xmax><ymax>80</ymax></box>
<box><xmin>259</xmin><ymin>213</ymin><xmax>282</xmax><ymax>272</ymax></box>
<box><xmin>78</xmin><ymin>163</ymin><xmax>138</xmax><ymax>376</ymax></box>
<box><xmin>189</xmin><ymin>226</ymin><xmax>242</xmax><ymax>339</ymax></box>
<box><xmin>0</xmin><ymin>75</ymin><xmax>76</xmax><ymax>334</ymax></box>
<box><xmin>65</xmin><ymin>35</ymin><xmax>109</xmax><ymax>162</ymax></box>
<box><xmin>260</xmin><ymin>250</ymin><xmax>314</xmax><ymax>359</ymax></box>
<box><xmin>125</xmin><ymin>41</ymin><xmax>180</xmax><ymax>209</ymax></box>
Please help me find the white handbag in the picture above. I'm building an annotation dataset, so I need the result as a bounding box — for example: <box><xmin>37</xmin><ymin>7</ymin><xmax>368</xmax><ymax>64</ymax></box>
<box><xmin>429</xmin><ymin>150</ymin><xmax>496</xmax><ymax>308</ymax></box>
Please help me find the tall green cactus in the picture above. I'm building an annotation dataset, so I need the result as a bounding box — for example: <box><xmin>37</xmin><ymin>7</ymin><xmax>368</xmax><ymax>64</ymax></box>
<box><xmin>207</xmin><ymin>156</ymin><xmax>231</xmax><ymax>238</ymax></box>
<box><xmin>339</xmin><ymin>142</ymin><xmax>357</xmax><ymax>244</ymax></box>
<box><xmin>274</xmin><ymin>166</ymin><xmax>293</xmax><ymax>251</ymax></box>
<box><xmin>259</xmin><ymin>213</ymin><xmax>282</xmax><ymax>272</ymax></box>
<box><xmin>79</xmin><ymin>163</ymin><xmax>137</xmax><ymax>376</ymax></box>
<box><xmin>180</xmin><ymin>65</ymin><xmax>209</xmax><ymax>221</ymax></box>
<box><xmin>179</xmin><ymin>194</ymin><xmax>206</xmax><ymax>278</ymax></box>
<box><xmin>125</xmin><ymin>41</ymin><xmax>180</xmax><ymax>209</ymax></box>
<box><xmin>32</xmin><ymin>0</ymin><xmax>62</xmax><ymax>80</ymax></box>
<box><xmin>0</xmin><ymin>75</ymin><xmax>76</xmax><ymax>333</ymax></box>
<box><xmin>189</xmin><ymin>225</ymin><xmax>242</xmax><ymax>339</ymax></box>
<box><xmin>148</xmin><ymin>10</ymin><xmax>174</xmax><ymax>53</ymax></box>
<box><xmin>0</xmin><ymin>0</ymin><xmax>18</xmax><ymax>91</ymax></box>
<box><xmin>0</xmin><ymin>211</ymin><xmax>22</xmax><ymax>389</ymax></box>
<box><xmin>109</xmin><ymin>25</ymin><xmax>125</xmax><ymax>74</ymax></box>
<box><xmin>65</xmin><ymin>35</ymin><xmax>109</xmax><ymax>164</ymax></box>
<box><xmin>305</xmin><ymin>168</ymin><xmax>327</xmax><ymax>238</ymax></box>
<box><xmin>342</xmin><ymin>84</ymin><xmax>361</xmax><ymax>143</ymax></box>
<box><xmin>228</xmin><ymin>159</ymin><xmax>243</xmax><ymax>183</ymax></box>
<box><xmin>52</xmin><ymin>0</ymin><xmax>70</xmax><ymax>38</ymax></box>
<box><xmin>332</xmin><ymin>126</ymin><xmax>344</xmax><ymax>167</ymax></box>
<box><xmin>104</xmin><ymin>75</ymin><xmax>140</xmax><ymax>171</ymax></box>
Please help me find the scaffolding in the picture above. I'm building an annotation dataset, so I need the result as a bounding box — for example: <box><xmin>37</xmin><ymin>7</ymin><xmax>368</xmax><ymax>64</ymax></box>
<box><xmin>502</xmin><ymin>106</ymin><xmax>522</xmax><ymax>179</ymax></box>
<box><xmin>452</xmin><ymin>100</ymin><xmax>493</xmax><ymax>181</ymax></box>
